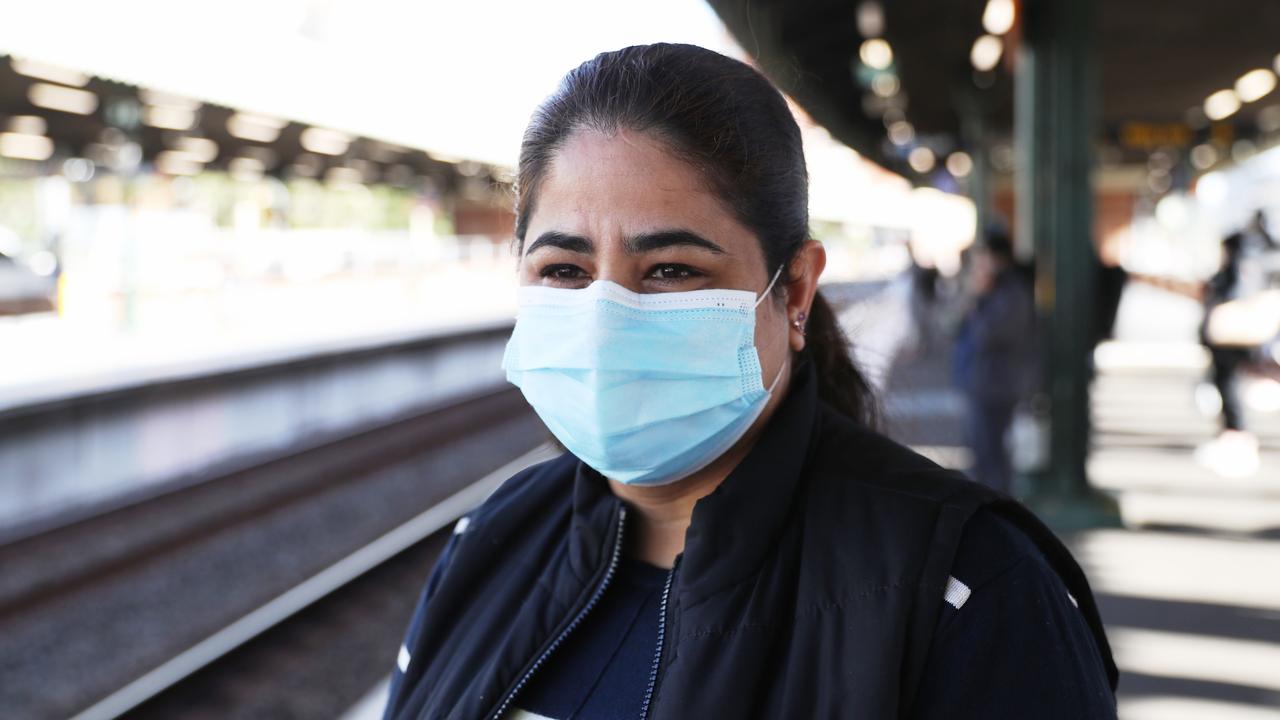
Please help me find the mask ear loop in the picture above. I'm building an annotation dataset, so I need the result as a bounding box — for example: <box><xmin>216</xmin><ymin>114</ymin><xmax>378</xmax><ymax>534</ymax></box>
<box><xmin>754</xmin><ymin>264</ymin><xmax>790</xmax><ymax>393</ymax></box>
<box><xmin>753</xmin><ymin>265</ymin><xmax>786</xmax><ymax>308</ymax></box>
<box><xmin>766</xmin><ymin>356</ymin><xmax>789</xmax><ymax>393</ymax></box>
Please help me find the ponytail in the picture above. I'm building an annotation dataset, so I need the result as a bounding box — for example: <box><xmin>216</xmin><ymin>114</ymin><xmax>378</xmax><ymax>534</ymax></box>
<box><xmin>804</xmin><ymin>290</ymin><xmax>881</xmax><ymax>429</ymax></box>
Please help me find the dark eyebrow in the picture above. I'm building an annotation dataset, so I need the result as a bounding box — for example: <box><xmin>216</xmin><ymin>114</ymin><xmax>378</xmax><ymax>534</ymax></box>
<box><xmin>525</xmin><ymin>231</ymin><xmax>593</xmax><ymax>256</ymax></box>
<box><xmin>525</xmin><ymin>229</ymin><xmax>726</xmax><ymax>257</ymax></box>
<box><xmin>624</xmin><ymin>230</ymin><xmax>726</xmax><ymax>255</ymax></box>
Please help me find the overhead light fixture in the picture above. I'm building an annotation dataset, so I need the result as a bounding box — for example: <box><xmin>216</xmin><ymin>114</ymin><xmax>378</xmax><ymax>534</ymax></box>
<box><xmin>1234</xmin><ymin>69</ymin><xmax>1277</xmax><ymax>103</ymax></box>
<box><xmin>1190</xmin><ymin>144</ymin><xmax>1219</xmax><ymax>170</ymax></box>
<box><xmin>887</xmin><ymin>120</ymin><xmax>915</xmax><ymax>146</ymax></box>
<box><xmin>11</xmin><ymin>57</ymin><xmax>89</xmax><ymax>87</ymax></box>
<box><xmin>140</xmin><ymin>89</ymin><xmax>200</xmax><ymax>130</ymax></box>
<box><xmin>871</xmin><ymin>73</ymin><xmax>900</xmax><ymax>98</ymax></box>
<box><xmin>908</xmin><ymin>147</ymin><xmax>936</xmax><ymax>173</ymax></box>
<box><xmin>946</xmin><ymin>151</ymin><xmax>973</xmax><ymax>177</ymax></box>
<box><xmin>325</xmin><ymin>166</ymin><xmax>364</xmax><ymax>185</ymax></box>
<box><xmin>990</xmin><ymin>144</ymin><xmax>1015</xmax><ymax>172</ymax></box>
<box><xmin>1147</xmin><ymin>150</ymin><xmax>1175</xmax><ymax>175</ymax></box>
<box><xmin>227</xmin><ymin>112</ymin><xmax>287</xmax><ymax>143</ymax></box>
<box><xmin>155</xmin><ymin>150</ymin><xmax>203</xmax><ymax>176</ymax></box>
<box><xmin>62</xmin><ymin>157</ymin><xmax>95</xmax><ymax>182</ymax></box>
<box><xmin>143</xmin><ymin>105</ymin><xmax>196</xmax><ymax>131</ymax></box>
<box><xmin>1259</xmin><ymin>105</ymin><xmax>1280</xmax><ymax>133</ymax></box>
<box><xmin>28</xmin><ymin>83</ymin><xmax>98</xmax><ymax>115</ymax></box>
<box><xmin>301</xmin><ymin>127</ymin><xmax>352</xmax><ymax>156</ymax></box>
<box><xmin>0</xmin><ymin>132</ymin><xmax>54</xmax><ymax>161</ymax></box>
<box><xmin>173</xmin><ymin>136</ymin><xmax>219</xmax><ymax>163</ymax></box>
<box><xmin>859</xmin><ymin>39</ymin><xmax>894</xmax><ymax>71</ymax></box>
<box><xmin>970</xmin><ymin>35</ymin><xmax>1004</xmax><ymax>72</ymax></box>
<box><xmin>1204</xmin><ymin>89</ymin><xmax>1242</xmax><ymax>121</ymax></box>
<box><xmin>7</xmin><ymin>115</ymin><xmax>47</xmax><ymax>136</ymax></box>
<box><xmin>139</xmin><ymin>89</ymin><xmax>199</xmax><ymax>109</ymax></box>
<box><xmin>856</xmin><ymin>2</ymin><xmax>885</xmax><ymax>38</ymax></box>
<box><xmin>229</xmin><ymin>156</ymin><xmax>266</xmax><ymax>182</ymax></box>
<box><xmin>982</xmin><ymin>0</ymin><xmax>1016</xmax><ymax>35</ymax></box>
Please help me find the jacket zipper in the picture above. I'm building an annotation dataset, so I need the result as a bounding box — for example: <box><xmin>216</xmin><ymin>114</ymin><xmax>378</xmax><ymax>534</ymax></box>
<box><xmin>487</xmin><ymin>505</ymin><xmax>628</xmax><ymax>720</ymax></box>
<box><xmin>639</xmin><ymin>558</ymin><xmax>678</xmax><ymax>720</ymax></box>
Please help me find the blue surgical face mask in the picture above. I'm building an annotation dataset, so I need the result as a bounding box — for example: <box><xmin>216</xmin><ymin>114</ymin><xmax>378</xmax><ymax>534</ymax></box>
<box><xmin>502</xmin><ymin>268</ymin><xmax>787</xmax><ymax>486</ymax></box>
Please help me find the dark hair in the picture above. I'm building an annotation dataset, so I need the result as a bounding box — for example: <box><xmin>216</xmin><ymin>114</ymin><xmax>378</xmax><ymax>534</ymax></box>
<box><xmin>984</xmin><ymin>226</ymin><xmax>1015</xmax><ymax>264</ymax></box>
<box><xmin>514</xmin><ymin>43</ymin><xmax>878</xmax><ymax>427</ymax></box>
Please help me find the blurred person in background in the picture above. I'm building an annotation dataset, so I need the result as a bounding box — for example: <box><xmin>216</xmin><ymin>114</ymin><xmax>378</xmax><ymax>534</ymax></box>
<box><xmin>952</xmin><ymin>229</ymin><xmax>1038</xmax><ymax>495</ymax></box>
<box><xmin>1240</xmin><ymin>209</ymin><xmax>1279</xmax><ymax>253</ymax></box>
<box><xmin>383</xmin><ymin>44</ymin><xmax>1115</xmax><ymax>720</ymax></box>
<box><xmin>1196</xmin><ymin>212</ymin><xmax>1280</xmax><ymax>473</ymax></box>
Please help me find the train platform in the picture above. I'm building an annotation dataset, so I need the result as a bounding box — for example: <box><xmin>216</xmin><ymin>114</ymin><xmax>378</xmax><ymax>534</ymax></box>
<box><xmin>1082</xmin><ymin>343</ymin><xmax>1280</xmax><ymax>719</ymax></box>
<box><xmin>0</xmin><ymin>262</ymin><xmax>519</xmax><ymax>415</ymax></box>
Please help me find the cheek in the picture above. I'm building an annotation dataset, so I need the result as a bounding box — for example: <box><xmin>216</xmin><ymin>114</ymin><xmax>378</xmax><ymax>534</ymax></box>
<box><xmin>752</xmin><ymin>302</ymin><xmax>789</xmax><ymax>364</ymax></box>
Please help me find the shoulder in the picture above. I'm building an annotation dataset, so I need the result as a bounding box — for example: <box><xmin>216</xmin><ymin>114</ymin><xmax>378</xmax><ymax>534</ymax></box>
<box><xmin>935</xmin><ymin>507</ymin><xmax>1087</xmax><ymax>634</ymax></box>
<box><xmin>944</xmin><ymin>508</ymin><xmax>1061</xmax><ymax>608</ymax></box>
<box><xmin>810</xmin><ymin>403</ymin><xmax>991</xmax><ymax>508</ymax></box>
<box><xmin>912</xmin><ymin>509</ymin><xmax>1119</xmax><ymax>717</ymax></box>
<box><xmin>461</xmin><ymin>451</ymin><xmax>578</xmax><ymax>535</ymax></box>
<box><xmin>797</xmin><ymin>405</ymin><xmax>1000</xmax><ymax>580</ymax></box>
<box><xmin>804</xmin><ymin>413</ymin><xmax>1073</xmax><ymax>594</ymax></box>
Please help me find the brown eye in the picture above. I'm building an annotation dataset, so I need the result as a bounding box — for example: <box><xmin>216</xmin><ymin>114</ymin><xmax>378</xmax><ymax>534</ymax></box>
<box><xmin>540</xmin><ymin>264</ymin><xmax>587</xmax><ymax>280</ymax></box>
<box><xmin>647</xmin><ymin>264</ymin><xmax>703</xmax><ymax>281</ymax></box>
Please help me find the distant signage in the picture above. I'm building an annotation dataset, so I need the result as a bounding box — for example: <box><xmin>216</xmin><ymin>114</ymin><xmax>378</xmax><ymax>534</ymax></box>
<box><xmin>1118</xmin><ymin>122</ymin><xmax>1193</xmax><ymax>149</ymax></box>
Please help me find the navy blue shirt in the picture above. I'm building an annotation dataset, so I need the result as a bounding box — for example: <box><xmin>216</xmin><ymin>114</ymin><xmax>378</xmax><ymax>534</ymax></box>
<box><xmin>510</xmin><ymin>558</ymin><xmax>671</xmax><ymax>719</ymax></box>
<box><xmin>495</xmin><ymin>508</ymin><xmax>1114</xmax><ymax>720</ymax></box>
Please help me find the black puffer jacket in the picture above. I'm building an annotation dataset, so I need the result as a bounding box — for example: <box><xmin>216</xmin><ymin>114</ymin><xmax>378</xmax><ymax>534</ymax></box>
<box><xmin>384</xmin><ymin>362</ymin><xmax>1117</xmax><ymax>719</ymax></box>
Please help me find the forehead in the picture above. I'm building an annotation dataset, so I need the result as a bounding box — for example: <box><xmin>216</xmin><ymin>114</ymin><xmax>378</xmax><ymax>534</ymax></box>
<box><xmin>528</xmin><ymin>128</ymin><xmax>754</xmax><ymax>249</ymax></box>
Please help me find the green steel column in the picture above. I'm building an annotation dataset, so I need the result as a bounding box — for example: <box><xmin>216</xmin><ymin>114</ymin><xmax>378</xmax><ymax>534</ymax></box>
<box><xmin>958</xmin><ymin>92</ymin><xmax>990</xmax><ymax>249</ymax></box>
<box><xmin>1015</xmin><ymin>0</ymin><xmax>1121</xmax><ymax>529</ymax></box>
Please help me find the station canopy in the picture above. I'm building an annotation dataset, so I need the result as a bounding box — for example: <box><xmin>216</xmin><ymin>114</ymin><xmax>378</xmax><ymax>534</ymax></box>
<box><xmin>0</xmin><ymin>0</ymin><xmax>738</xmax><ymax>173</ymax></box>
<box><xmin>707</xmin><ymin>0</ymin><xmax>1280</xmax><ymax>178</ymax></box>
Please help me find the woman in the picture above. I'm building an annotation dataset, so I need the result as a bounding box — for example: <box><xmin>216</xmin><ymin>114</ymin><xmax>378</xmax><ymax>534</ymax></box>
<box><xmin>384</xmin><ymin>44</ymin><xmax>1116</xmax><ymax>720</ymax></box>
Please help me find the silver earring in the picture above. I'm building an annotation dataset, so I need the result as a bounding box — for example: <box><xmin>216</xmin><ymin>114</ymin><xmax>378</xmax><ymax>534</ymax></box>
<box><xmin>792</xmin><ymin>311</ymin><xmax>807</xmax><ymax>335</ymax></box>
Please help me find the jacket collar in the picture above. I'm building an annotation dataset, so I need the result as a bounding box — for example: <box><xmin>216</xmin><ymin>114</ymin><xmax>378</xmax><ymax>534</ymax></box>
<box><xmin>568</xmin><ymin>356</ymin><xmax>822</xmax><ymax>602</ymax></box>
<box><xmin>680</xmin><ymin>357</ymin><xmax>820</xmax><ymax>603</ymax></box>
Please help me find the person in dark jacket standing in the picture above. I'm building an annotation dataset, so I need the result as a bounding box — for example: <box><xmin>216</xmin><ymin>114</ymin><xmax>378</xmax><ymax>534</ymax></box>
<box><xmin>952</xmin><ymin>230</ymin><xmax>1038</xmax><ymax>494</ymax></box>
<box><xmin>383</xmin><ymin>44</ymin><xmax>1116</xmax><ymax>720</ymax></box>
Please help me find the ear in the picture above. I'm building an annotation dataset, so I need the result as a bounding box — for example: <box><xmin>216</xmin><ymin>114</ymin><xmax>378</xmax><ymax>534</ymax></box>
<box><xmin>787</xmin><ymin>240</ymin><xmax>826</xmax><ymax>352</ymax></box>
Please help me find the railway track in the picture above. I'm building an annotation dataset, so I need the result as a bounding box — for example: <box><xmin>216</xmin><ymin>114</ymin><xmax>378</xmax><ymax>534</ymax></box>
<box><xmin>0</xmin><ymin>386</ymin><xmax>550</xmax><ymax>719</ymax></box>
<box><xmin>78</xmin><ymin>446</ymin><xmax>556</xmax><ymax>720</ymax></box>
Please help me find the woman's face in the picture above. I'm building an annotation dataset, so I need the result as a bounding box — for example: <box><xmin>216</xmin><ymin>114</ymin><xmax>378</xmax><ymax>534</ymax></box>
<box><xmin>518</xmin><ymin>128</ymin><xmax>793</xmax><ymax>395</ymax></box>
